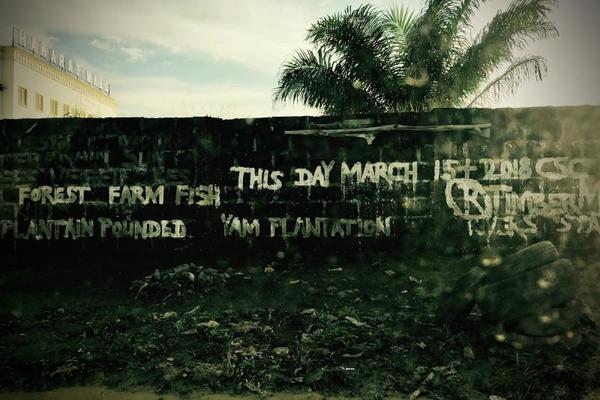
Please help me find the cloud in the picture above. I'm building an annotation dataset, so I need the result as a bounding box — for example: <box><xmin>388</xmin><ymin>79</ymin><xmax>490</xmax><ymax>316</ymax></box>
<box><xmin>119</xmin><ymin>46</ymin><xmax>150</xmax><ymax>62</ymax></box>
<box><xmin>90</xmin><ymin>38</ymin><xmax>111</xmax><ymax>51</ymax></box>
<box><xmin>0</xmin><ymin>0</ymin><xmax>334</xmax><ymax>72</ymax></box>
<box><xmin>0</xmin><ymin>0</ymin><xmax>414</xmax><ymax>71</ymax></box>
<box><xmin>90</xmin><ymin>36</ymin><xmax>154</xmax><ymax>62</ymax></box>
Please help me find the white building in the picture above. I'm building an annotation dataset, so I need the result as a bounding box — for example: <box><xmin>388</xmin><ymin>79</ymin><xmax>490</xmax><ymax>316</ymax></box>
<box><xmin>0</xmin><ymin>28</ymin><xmax>117</xmax><ymax>119</ymax></box>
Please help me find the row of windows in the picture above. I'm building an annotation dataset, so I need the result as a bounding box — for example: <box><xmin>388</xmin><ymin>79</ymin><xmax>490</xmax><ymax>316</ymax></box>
<box><xmin>18</xmin><ymin>86</ymin><xmax>97</xmax><ymax>117</ymax></box>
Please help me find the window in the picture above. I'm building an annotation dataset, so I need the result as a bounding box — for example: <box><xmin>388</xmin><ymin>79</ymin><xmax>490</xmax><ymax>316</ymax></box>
<box><xmin>35</xmin><ymin>93</ymin><xmax>44</xmax><ymax>112</ymax></box>
<box><xmin>51</xmin><ymin>99</ymin><xmax>58</xmax><ymax>116</ymax></box>
<box><xmin>18</xmin><ymin>86</ymin><xmax>28</xmax><ymax>107</ymax></box>
<box><xmin>73</xmin><ymin>107</ymin><xmax>79</xmax><ymax>117</ymax></box>
<box><xmin>63</xmin><ymin>104</ymin><xmax>70</xmax><ymax>117</ymax></box>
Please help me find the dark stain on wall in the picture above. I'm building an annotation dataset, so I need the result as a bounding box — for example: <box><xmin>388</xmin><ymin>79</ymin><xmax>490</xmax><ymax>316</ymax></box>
<box><xmin>1</xmin><ymin>106</ymin><xmax>599</xmax><ymax>270</ymax></box>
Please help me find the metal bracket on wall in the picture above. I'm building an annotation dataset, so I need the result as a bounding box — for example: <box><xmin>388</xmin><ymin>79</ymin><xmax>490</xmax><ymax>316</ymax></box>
<box><xmin>285</xmin><ymin>123</ymin><xmax>492</xmax><ymax>145</ymax></box>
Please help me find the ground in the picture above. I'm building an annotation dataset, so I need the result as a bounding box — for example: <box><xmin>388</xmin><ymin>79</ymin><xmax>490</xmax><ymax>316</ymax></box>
<box><xmin>0</xmin><ymin>252</ymin><xmax>598</xmax><ymax>400</ymax></box>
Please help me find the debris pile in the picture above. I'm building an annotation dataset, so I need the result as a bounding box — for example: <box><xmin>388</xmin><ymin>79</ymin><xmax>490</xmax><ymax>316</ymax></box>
<box><xmin>131</xmin><ymin>263</ymin><xmax>229</xmax><ymax>301</ymax></box>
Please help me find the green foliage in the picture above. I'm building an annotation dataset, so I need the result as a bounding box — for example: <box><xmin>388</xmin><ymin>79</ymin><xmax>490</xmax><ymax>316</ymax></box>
<box><xmin>274</xmin><ymin>0</ymin><xmax>558</xmax><ymax>114</ymax></box>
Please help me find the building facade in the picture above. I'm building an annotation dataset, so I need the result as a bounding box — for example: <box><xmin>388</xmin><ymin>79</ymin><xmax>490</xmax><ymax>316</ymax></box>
<box><xmin>0</xmin><ymin>29</ymin><xmax>117</xmax><ymax>119</ymax></box>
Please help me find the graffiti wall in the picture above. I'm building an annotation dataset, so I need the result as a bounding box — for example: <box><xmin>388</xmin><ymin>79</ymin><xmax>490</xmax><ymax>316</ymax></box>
<box><xmin>1</xmin><ymin>106</ymin><xmax>599</xmax><ymax>268</ymax></box>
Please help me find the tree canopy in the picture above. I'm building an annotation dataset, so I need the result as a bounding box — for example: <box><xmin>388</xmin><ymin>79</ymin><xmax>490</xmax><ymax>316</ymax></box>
<box><xmin>274</xmin><ymin>0</ymin><xmax>558</xmax><ymax>114</ymax></box>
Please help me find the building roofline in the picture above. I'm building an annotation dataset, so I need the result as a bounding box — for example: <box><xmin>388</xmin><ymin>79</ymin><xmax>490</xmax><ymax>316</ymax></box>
<box><xmin>3</xmin><ymin>46</ymin><xmax>117</xmax><ymax>110</ymax></box>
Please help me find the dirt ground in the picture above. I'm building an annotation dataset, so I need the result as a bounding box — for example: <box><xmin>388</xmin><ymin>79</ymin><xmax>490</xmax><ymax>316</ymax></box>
<box><xmin>0</xmin><ymin>386</ymin><xmax>412</xmax><ymax>399</ymax></box>
<box><xmin>0</xmin><ymin>252</ymin><xmax>599</xmax><ymax>400</ymax></box>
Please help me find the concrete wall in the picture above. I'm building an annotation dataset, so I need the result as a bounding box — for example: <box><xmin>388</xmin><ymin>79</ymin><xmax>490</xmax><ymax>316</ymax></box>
<box><xmin>1</xmin><ymin>106</ymin><xmax>599</xmax><ymax>269</ymax></box>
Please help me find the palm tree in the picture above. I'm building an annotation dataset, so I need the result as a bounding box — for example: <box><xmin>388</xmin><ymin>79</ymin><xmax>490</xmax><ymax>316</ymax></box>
<box><xmin>274</xmin><ymin>0</ymin><xmax>557</xmax><ymax>115</ymax></box>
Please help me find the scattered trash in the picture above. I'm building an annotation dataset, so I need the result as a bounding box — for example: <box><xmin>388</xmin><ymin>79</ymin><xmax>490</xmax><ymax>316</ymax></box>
<box><xmin>159</xmin><ymin>311</ymin><xmax>178</xmax><ymax>320</ymax></box>
<box><xmin>342</xmin><ymin>352</ymin><xmax>363</xmax><ymax>358</ymax></box>
<box><xmin>337</xmin><ymin>289</ymin><xmax>359</xmax><ymax>299</ymax></box>
<box><xmin>273</xmin><ymin>347</ymin><xmax>290</xmax><ymax>356</ymax></box>
<box><xmin>183</xmin><ymin>272</ymin><xmax>195</xmax><ymax>282</ymax></box>
<box><xmin>463</xmin><ymin>346</ymin><xmax>475</xmax><ymax>360</ymax></box>
<box><xmin>184</xmin><ymin>305</ymin><xmax>201</xmax><ymax>315</ymax></box>
<box><xmin>231</xmin><ymin>320</ymin><xmax>259</xmax><ymax>333</ymax></box>
<box><xmin>243</xmin><ymin>379</ymin><xmax>268</xmax><ymax>396</ymax></box>
<box><xmin>408</xmin><ymin>388</ymin><xmax>423</xmax><ymax>400</ymax></box>
<box><xmin>345</xmin><ymin>316</ymin><xmax>368</xmax><ymax>327</ymax></box>
<box><xmin>198</xmin><ymin>320</ymin><xmax>220</xmax><ymax>329</ymax></box>
<box><xmin>409</xmin><ymin>370</ymin><xmax>435</xmax><ymax>400</ymax></box>
<box><xmin>131</xmin><ymin>263</ymin><xmax>228</xmax><ymax>300</ymax></box>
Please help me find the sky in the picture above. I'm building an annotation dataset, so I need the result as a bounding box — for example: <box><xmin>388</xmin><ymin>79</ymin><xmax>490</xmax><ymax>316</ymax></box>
<box><xmin>0</xmin><ymin>0</ymin><xmax>599</xmax><ymax>118</ymax></box>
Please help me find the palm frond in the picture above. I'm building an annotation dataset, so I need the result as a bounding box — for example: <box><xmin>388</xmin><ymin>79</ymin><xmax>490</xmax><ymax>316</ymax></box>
<box><xmin>466</xmin><ymin>55</ymin><xmax>547</xmax><ymax>107</ymax></box>
<box><xmin>478</xmin><ymin>0</ymin><xmax>559</xmax><ymax>48</ymax></box>
<box><xmin>441</xmin><ymin>0</ymin><xmax>557</xmax><ymax>105</ymax></box>
<box><xmin>273</xmin><ymin>48</ymin><xmax>383</xmax><ymax>114</ymax></box>
<box><xmin>382</xmin><ymin>5</ymin><xmax>418</xmax><ymax>50</ymax></box>
<box><xmin>400</xmin><ymin>0</ymin><xmax>480</xmax><ymax>109</ymax></box>
<box><xmin>441</xmin><ymin>0</ymin><xmax>487</xmax><ymax>60</ymax></box>
<box><xmin>305</xmin><ymin>5</ymin><xmax>401</xmax><ymax>107</ymax></box>
<box><xmin>448</xmin><ymin>0</ymin><xmax>486</xmax><ymax>29</ymax></box>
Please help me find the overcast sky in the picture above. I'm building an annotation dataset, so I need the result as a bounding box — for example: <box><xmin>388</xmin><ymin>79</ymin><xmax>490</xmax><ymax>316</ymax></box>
<box><xmin>1</xmin><ymin>0</ymin><xmax>599</xmax><ymax>118</ymax></box>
